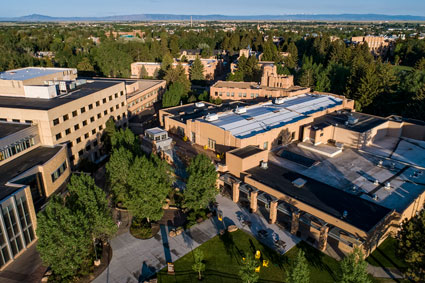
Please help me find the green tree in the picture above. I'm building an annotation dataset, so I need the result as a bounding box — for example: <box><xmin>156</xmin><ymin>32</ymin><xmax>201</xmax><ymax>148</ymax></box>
<box><xmin>126</xmin><ymin>155</ymin><xmax>173</xmax><ymax>222</ymax></box>
<box><xmin>161</xmin><ymin>52</ymin><xmax>174</xmax><ymax>71</ymax></box>
<box><xmin>190</xmin><ymin>56</ymin><xmax>205</xmax><ymax>81</ymax></box>
<box><xmin>397</xmin><ymin>208</ymin><xmax>425</xmax><ymax>281</ymax></box>
<box><xmin>37</xmin><ymin>196</ymin><xmax>92</xmax><ymax>280</ymax></box>
<box><xmin>162</xmin><ymin>82</ymin><xmax>186</xmax><ymax>108</ymax></box>
<box><xmin>339</xmin><ymin>247</ymin><xmax>371</xmax><ymax>283</ymax></box>
<box><xmin>139</xmin><ymin>65</ymin><xmax>149</xmax><ymax>78</ymax></box>
<box><xmin>164</xmin><ymin>63</ymin><xmax>191</xmax><ymax>93</ymax></box>
<box><xmin>106</xmin><ymin>147</ymin><xmax>134</xmax><ymax>203</ymax></box>
<box><xmin>198</xmin><ymin>90</ymin><xmax>209</xmax><ymax>101</ymax></box>
<box><xmin>77</xmin><ymin>57</ymin><xmax>94</xmax><ymax>72</ymax></box>
<box><xmin>239</xmin><ymin>254</ymin><xmax>260</xmax><ymax>283</ymax></box>
<box><xmin>286</xmin><ymin>249</ymin><xmax>310</xmax><ymax>283</ymax></box>
<box><xmin>184</xmin><ymin>154</ymin><xmax>217</xmax><ymax>211</ymax></box>
<box><xmin>111</xmin><ymin>127</ymin><xmax>139</xmax><ymax>153</ymax></box>
<box><xmin>285</xmin><ymin>41</ymin><xmax>299</xmax><ymax>69</ymax></box>
<box><xmin>192</xmin><ymin>249</ymin><xmax>206</xmax><ymax>280</ymax></box>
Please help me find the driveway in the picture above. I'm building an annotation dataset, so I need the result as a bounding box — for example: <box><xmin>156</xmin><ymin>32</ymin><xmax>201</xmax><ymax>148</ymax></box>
<box><xmin>94</xmin><ymin>195</ymin><xmax>299</xmax><ymax>283</ymax></box>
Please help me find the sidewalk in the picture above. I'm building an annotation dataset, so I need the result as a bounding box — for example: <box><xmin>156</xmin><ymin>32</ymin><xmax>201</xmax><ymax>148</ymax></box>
<box><xmin>94</xmin><ymin>195</ymin><xmax>299</xmax><ymax>283</ymax></box>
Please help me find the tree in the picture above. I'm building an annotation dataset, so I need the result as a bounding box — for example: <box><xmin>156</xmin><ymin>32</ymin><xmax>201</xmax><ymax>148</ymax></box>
<box><xmin>111</xmin><ymin>127</ymin><xmax>139</xmax><ymax>153</ymax></box>
<box><xmin>37</xmin><ymin>196</ymin><xmax>92</xmax><ymax>280</ymax></box>
<box><xmin>286</xmin><ymin>249</ymin><xmax>310</xmax><ymax>283</ymax></box>
<box><xmin>192</xmin><ymin>249</ymin><xmax>206</xmax><ymax>280</ymax></box>
<box><xmin>239</xmin><ymin>254</ymin><xmax>260</xmax><ymax>283</ymax></box>
<box><xmin>285</xmin><ymin>42</ymin><xmax>299</xmax><ymax>69</ymax></box>
<box><xmin>161</xmin><ymin>52</ymin><xmax>173</xmax><ymax>71</ymax></box>
<box><xmin>339</xmin><ymin>247</ymin><xmax>371</xmax><ymax>283</ymax></box>
<box><xmin>139</xmin><ymin>65</ymin><xmax>149</xmax><ymax>78</ymax></box>
<box><xmin>184</xmin><ymin>154</ymin><xmax>217</xmax><ymax>211</ymax></box>
<box><xmin>162</xmin><ymin>82</ymin><xmax>186</xmax><ymax>108</ymax></box>
<box><xmin>77</xmin><ymin>57</ymin><xmax>94</xmax><ymax>72</ymax></box>
<box><xmin>397</xmin><ymin>209</ymin><xmax>425</xmax><ymax>281</ymax></box>
<box><xmin>164</xmin><ymin>63</ymin><xmax>191</xmax><ymax>93</ymax></box>
<box><xmin>106</xmin><ymin>147</ymin><xmax>134</xmax><ymax>203</ymax></box>
<box><xmin>190</xmin><ymin>56</ymin><xmax>205</xmax><ymax>81</ymax></box>
<box><xmin>126</xmin><ymin>155</ymin><xmax>173</xmax><ymax>222</ymax></box>
<box><xmin>198</xmin><ymin>90</ymin><xmax>209</xmax><ymax>101</ymax></box>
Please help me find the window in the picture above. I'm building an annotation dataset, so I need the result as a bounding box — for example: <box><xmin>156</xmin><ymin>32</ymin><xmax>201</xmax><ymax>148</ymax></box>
<box><xmin>114</xmin><ymin>93</ymin><xmax>118</xmax><ymax>98</ymax></box>
<box><xmin>102</xmin><ymin>98</ymin><xmax>107</xmax><ymax>103</ymax></box>
<box><xmin>16</xmin><ymin>197</ymin><xmax>34</xmax><ymax>246</ymax></box>
<box><xmin>72</xmin><ymin>110</ymin><xmax>78</xmax><ymax>117</ymax></box>
<box><xmin>2</xmin><ymin>205</ymin><xmax>23</xmax><ymax>257</ymax></box>
<box><xmin>227</xmin><ymin>92</ymin><xmax>230</xmax><ymax>97</ymax></box>
<box><xmin>63</xmin><ymin>114</ymin><xmax>69</xmax><ymax>121</ymax></box>
<box><xmin>104</xmin><ymin>110</ymin><xmax>108</xmax><ymax>115</ymax></box>
<box><xmin>12</xmin><ymin>119</ymin><xmax>20</xmax><ymax>123</ymax></box>
<box><xmin>208</xmin><ymin>138</ymin><xmax>216</xmax><ymax>150</ymax></box>
<box><xmin>53</xmin><ymin>118</ymin><xmax>59</xmax><ymax>126</ymax></box>
<box><xmin>116</xmin><ymin>104</ymin><xmax>119</xmax><ymax>110</ymax></box>
<box><xmin>0</xmin><ymin>118</ymin><xmax>6</xmax><ymax>122</ymax></box>
<box><xmin>121</xmin><ymin>102</ymin><xmax>125</xmax><ymax>107</ymax></box>
<box><xmin>251</xmin><ymin>93</ymin><xmax>254</xmax><ymax>98</ymax></box>
<box><xmin>99</xmin><ymin>125</ymin><xmax>103</xmax><ymax>131</ymax></box>
<box><xmin>84</xmin><ymin>133</ymin><xmax>89</xmax><ymax>139</ymax></box>
<box><xmin>191</xmin><ymin>132</ymin><xmax>196</xmax><ymax>143</ymax></box>
<box><xmin>97</xmin><ymin>113</ymin><xmax>101</xmax><ymax>119</ymax></box>
<box><xmin>65</xmin><ymin>128</ymin><xmax>71</xmax><ymax>135</ymax></box>
<box><xmin>55</xmin><ymin>133</ymin><xmax>62</xmax><ymax>140</ymax></box>
<box><xmin>82</xmin><ymin>120</ymin><xmax>87</xmax><ymax>126</ymax></box>
<box><xmin>76</xmin><ymin>137</ymin><xmax>81</xmax><ymax>144</ymax></box>
<box><xmin>110</xmin><ymin>107</ymin><xmax>114</xmax><ymax>112</ymax></box>
<box><xmin>88</xmin><ymin>104</ymin><xmax>93</xmax><ymax>110</ymax></box>
<box><xmin>243</xmin><ymin>93</ymin><xmax>247</xmax><ymax>97</ymax></box>
<box><xmin>96</xmin><ymin>101</ymin><xmax>100</xmax><ymax>107</ymax></box>
<box><xmin>25</xmin><ymin>120</ymin><xmax>32</xmax><ymax>124</ymax></box>
<box><xmin>51</xmin><ymin>161</ymin><xmax>67</xmax><ymax>182</ymax></box>
<box><xmin>80</xmin><ymin>107</ymin><xmax>86</xmax><ymax>114</ymax></box>
<box><xmin>85</xmin><ymin>144</ymin><xmax>91</xmax><ymax>151</ymax></box>
<box><xmin>263</xmin><ymin>141</ymin><xmax>268</xmax><ymax>150</ymax></box>
<box><xmin>92</xmin><ymin>129</ymin><xmax>96</xmax><ymax>135</ymax></box>
<box><xmin>74</xmin><ymin>124</ymin><xmax>80</xmax><ymax>131</ymax></box>
<box><xmin>78</xmin><ymin>150</ymin><xmax>83</xmax><ymax>157</ymax></box>
<box><xmin>90</xmin><ymin>116</ymin><xmax>95</xmax><ymax>122</ymax></box>
<box><xmin>320</xmin><ymin>133</ymin><xmax>324</xmax><ymax>137</ymax></box>
<box><xmin>109</xmin><ymin>95</ymin><xmax>112</xmax><ymax>101</ymax></box>
<box><xmin>120</xmin><ymin>91</ymin><xmax>124</xmax><ymax>96</ymax></box>
<box><xmin>0</xmin><ymin>136</ymin><xmax>35</xmax><ymax>162</ymax></box>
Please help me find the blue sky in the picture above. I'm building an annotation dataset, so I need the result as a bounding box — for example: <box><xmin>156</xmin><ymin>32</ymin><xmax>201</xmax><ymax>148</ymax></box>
<box><xmin>2</xmin><ymin>0</ymin><xmax>425</xmax><ymax>17</ymax></box>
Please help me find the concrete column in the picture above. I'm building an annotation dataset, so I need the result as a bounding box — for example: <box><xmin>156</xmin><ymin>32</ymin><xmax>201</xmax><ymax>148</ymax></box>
<box><xmin>250</xmin><ymin>191</ymin><xmax>258</xmax><ymax>213</ymax></box>
<box><xmin>232</xmin><ymin>182</ymin><xmax>240</xmax><ymax>203</ymax></box>
<box><xmin>269</xmin><ymin>201</ymin><xmax>278</xmax><ymax>224</ymax></box>
<box><xmin>318</xmin><ymin>225</ymin><xmax>329</xmax><ymax>251</ymax></box>
<box><xmin>290</xmin><ymin>210</ymin><xmax>300</xmax><ymax>235</ymax></box>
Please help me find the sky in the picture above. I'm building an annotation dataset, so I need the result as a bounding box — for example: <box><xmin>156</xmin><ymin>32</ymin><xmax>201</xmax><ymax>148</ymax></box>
<box><xmin>2</xmin><ymin>0</ymin><xmax>425</xmax><ymax>17</ymax></box>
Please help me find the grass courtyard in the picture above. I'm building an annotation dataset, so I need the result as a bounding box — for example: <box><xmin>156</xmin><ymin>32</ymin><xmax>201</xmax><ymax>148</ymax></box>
<box><xmin>157</xmin><ymin>229</ymin><xmax>342</xmax><ymax>283</ymax></box>
<box><xmin>366</xmin><ymin>237</ymin><xmax>408</xmax><ymax>272</ymax></box>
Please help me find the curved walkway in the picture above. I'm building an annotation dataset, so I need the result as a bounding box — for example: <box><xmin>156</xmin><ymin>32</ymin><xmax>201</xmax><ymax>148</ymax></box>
<box><xmin>94</xmin><ymin>195</ymin><xmax>299</xmax><ymax>283</ymax></box>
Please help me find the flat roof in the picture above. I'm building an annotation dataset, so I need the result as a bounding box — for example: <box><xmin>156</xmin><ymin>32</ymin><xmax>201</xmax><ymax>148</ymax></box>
<box><xmin>0</xmin><ymin>80</ymin><xmax>121</xmax><ymax>111</ymax></box>
<box><xmin>313</xmin><ymin>111</ymin><xmax>387</xmax><ymax>133</ymax></box>
<box><xmin>0</xmin><ymin>122</ymin><xmax>32</xmax><ymax>139</ymax></box>
<box><xmin>145</xmin><ymin>127</ymin><xmax>166</xmax><ymax>135</ymax></box>
<box><xmin>246</xmin><ymin>163</ymin><xmax>392</xmax><ymax>232</ymax></box>
<box><xmin>212</xmin><ymin>81</ymin><xmax>307</xmax><ymax>93</ymax></box>
<box><xmin>203</xmin><ymin>94</ymin><xmax>343</xmax><ymax>139</ymax></box>
<box><xmin>0</xmin><ymin>146</ymin><xmax>62</xmax><ymax>201</ymax></box>
<box><xmin>90</xmin><ymin>78</ymin><xmax>164</xmax><ymax>98</ymax></box>
<box><xmin>229</xmin><ymin>145</ymin><xmax>263</xmax><ymax>159</ymax></box>
<box><xmin>0</xmin><ymin>67</ymin><xmax>73</xmax><ymax>81</ymax></box>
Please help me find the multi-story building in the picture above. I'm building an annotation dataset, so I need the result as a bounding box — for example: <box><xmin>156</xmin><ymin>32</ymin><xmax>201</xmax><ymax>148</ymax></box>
<box><xmin>105</xmin><ymin>29</ymin><xmax>145</xmax><ymax>39</ymax></box>
<box><xmin>0</xmin><ymin>67</ymin><xmax>128</xmax><ymax>166</ymax></box>
<box><xmin>351</xmin><ymin>36</ymin><xmax>391</xmax><ymax>57</ymax></box>
<box><xmin>211</xmin><ymin>64</ymin><xmax>309</xmax><ymax>102</ymax></box>
<box><xmin>0</xmin><ymin>121</ymin><xmax>70</xmax><ymax>270</ymax></box>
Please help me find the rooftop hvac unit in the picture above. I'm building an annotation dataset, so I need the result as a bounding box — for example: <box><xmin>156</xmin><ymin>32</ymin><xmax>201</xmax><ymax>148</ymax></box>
<box><xmin>69</xmin><ymin>82</ymin><xmax>76</xmax><ymax>90</ymax></box>
<box><xmin>195</xmin><ymin>102</ymin><xmax>205</xmax><ymax>108</ymax></box>
<box><xmin>385</xmin><ymin>182</ymin><xmax>391</xmax><ymax>189</ymax></box>
<box><xmin>205</xmin><ymin>113</ymin><xmax>218</xmax><ymax>122</ymax></box>
<box><xmin>234</xmin><ymin>106</ymin><xmax>247</xmax><ymax>114</ymax></box>
<box><xmin>342</xmin><ymin>210</ymin><xmax>348</xmax><ymax>218</ymax></box>
<box><xmin>260</xmin><ymin>161</ymin><xmax>268</xmax><ymax>169</ymax></box>
<box><xmin>59</xmin><ymin>81</ymin><xmax>67</xmax><ymax>92</ymax></box>
<box><xmin>274</xmin><ymin>97</ymin><xmax>285</xmax><ymax>104</ymax></box>
<box><xmin>292</xmin><ymin>178</ymin><xmax>307</xmax><ymax>188</ymax></box>
<box><xmin>348</xmin><ymin>115</ymin><xmax>359</xmax><ymax>125</ymax></box>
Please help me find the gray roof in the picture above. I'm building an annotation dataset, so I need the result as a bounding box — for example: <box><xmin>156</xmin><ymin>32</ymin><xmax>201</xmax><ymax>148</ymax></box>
<box><xmin>0</xmin><ymin>122</ymin><xmax>31</xmax><ymax>139</ymax></box>
<box><xmin>0</xmin><ymin>67</ymin><xmax>72</xmax><ymax>81</ymax></box>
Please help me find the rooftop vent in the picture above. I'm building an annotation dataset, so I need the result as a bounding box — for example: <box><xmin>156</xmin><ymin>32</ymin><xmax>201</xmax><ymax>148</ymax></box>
<box><xmin>234</xmin><ymin>106</ymin><xmax>247</xmax><ymax>114</ymax></box>
<box><xmin>385</xmin><ymin>182</ymin><xmax>391</xmax><ymax>189</ymax></box>
<box><xmin>274</xmin><ymin>97</ymin><xmax>285</xmax><ymax>105</ymax></box>
<box><xmin>372</xmin><ymin>194</ymin><xmax>379</xmax><ymax>201</ymax></box>
<box><xmin>205</xmin><ymin>113</ymin><xmax>219</xmax><ymax>122</ymax></box>
<box><xmin>292</xmin><ymin>178</ymin><xmax>307</xmax><ymax>188</ymax></box>
<box><xmin>348</xmin><ymin>115</ymin><xmax>359</xmax><ymax>125</ymax></box>
<box><xmin>195</xmin><ymin>102</ymin><xmax>205</xmax><ymax>108</ymax></box>
<box><xmin>342</xmin><ymin>210</ymin><xmax>348</xmax><ymax>218</ymax></box>
<box><xmin>260</xmin><ymin>161</ymin><xmax>268</xmax><ymax>169</ymax></box>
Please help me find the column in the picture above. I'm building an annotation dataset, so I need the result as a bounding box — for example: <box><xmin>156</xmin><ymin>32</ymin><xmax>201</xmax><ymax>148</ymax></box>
<box><xmin>232</xmin><ymin>182</ymin><xmax>240</xmax><ymax>203</ymax></box>
<box><xmin>250</xmin><ymin>190</ymin><xmax>258</xmax><ymax>213</ymax></box>
<box><xmin>290</xmin><ymin>210</ymin><xmax>300</xmax><ymax>235</ymax></box>
<box><xmin>269</xmin><ymin>201</ymin><xmax>278</xmax><ymax>224</ymax></box>
<box><xmin>318</xmin><ymin>225</ymin><xmax>329</xmax><ymax>251</ymax></box>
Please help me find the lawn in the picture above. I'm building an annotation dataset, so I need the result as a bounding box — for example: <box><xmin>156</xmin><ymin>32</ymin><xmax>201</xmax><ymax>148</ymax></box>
<box><xmin>157</xmin><ymin>229</ymin><xmax>341</xmax><ymax>283</ymax></box>
<box><xmin>366</xmin><ymin>237</ymin><xmax>408</xmax><ymax>272</ymax></box>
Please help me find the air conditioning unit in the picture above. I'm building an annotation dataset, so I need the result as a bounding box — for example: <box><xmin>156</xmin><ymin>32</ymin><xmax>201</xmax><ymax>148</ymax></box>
<box><xmin>234</xmin><ymin>106</ymin><xmax>247</xmax><ymax>114</ymax></box>
<box><xmin>195</xmin><ymin>102</ymin><xmax>205</xmax><ymax>108</ymax></box>
<box><xmin>274</xmin><ymin>97</ymin><xmax>285</xmax><ymax>104</ymax></box>
<box><xmin>260</xmin><ymin>161</ymin><xmax>268</xmax><ymax>169</ymax></box>
<box><xmin>205</xmin><ymin>113</ymin><xmax>218</xmax><ymax>122</ymax></box>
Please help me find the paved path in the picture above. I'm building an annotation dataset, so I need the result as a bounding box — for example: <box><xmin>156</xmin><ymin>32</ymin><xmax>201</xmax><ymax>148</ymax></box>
<box><xmin>367</xmin><ymin>264</ymin><xmax>404</xmax><ymax>280</ymax></box>
<box><xmin>94</xmin><ymin>195</ymin><xmax>299</xmax><ymax>283</ymax></box>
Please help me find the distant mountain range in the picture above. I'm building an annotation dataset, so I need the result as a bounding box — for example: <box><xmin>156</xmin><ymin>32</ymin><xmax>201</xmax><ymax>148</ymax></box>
<box><xmin>1</xmin><ymin>13</ymin><xmax>425</xmax><ymax>22</ymax></box>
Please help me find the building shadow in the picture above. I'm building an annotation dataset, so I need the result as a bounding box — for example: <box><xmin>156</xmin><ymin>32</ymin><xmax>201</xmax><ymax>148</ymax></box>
<box><xmin>160</xmin><ymin>224</ymin><xmax>172</xmax><ymax>264</ymax></box>
<box><xmin>136</xmin><ymin>261</ymin><xmax>156</xmax><ymax>282</ymax></box>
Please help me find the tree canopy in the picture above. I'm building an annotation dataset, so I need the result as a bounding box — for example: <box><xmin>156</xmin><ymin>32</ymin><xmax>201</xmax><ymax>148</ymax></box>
<box><xmin>286</xmin><ymin>249</ymin><xmax>310</xmax><ymax>283</ymax></box>
<box><xmin>339</xmin><ymin>247</ymin><xmax>371</xmax><ymax>283</ymax></box>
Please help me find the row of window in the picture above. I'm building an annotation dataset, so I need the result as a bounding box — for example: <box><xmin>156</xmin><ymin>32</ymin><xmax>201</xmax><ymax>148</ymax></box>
<box><xmin>215</xmin><ymin>91</ymin><xmax>260</xmax><ymax>98</ymax></box>
<box><xmin>133</xmin><ymin>99</ymin><xmax>157</xmax><ymax>113</ymax></box>
<box><xmin>55</xmin><ymin>104</ymin><xmax>125</xmax><ymax>141</ymax></box>
<box><xmin>0</xmin><ymin>137</ymin><xmax>36</xmax><ymax>162</ymax></box>
<box><xmin>128</xmin><ymin>90</ymin><xmax>158</xmax><ymax>107</ymax></box>
<box><xmin>51</xmin><ymin>161</ymin><xmax>67</xmax><ymax>183</ymax></box>
<box><xmin>52</xmin><ymin>92</ymin><xmax>125</xmax><ymax>126</ymax></box>
<box><xmin>0</xmin><ymin>118</ymin><xmax>32</xmax><ymax>124</ymax></box>
<box><xmin>69</xmin><ymin>139</ymin><xmax>100</xmax><ymax>162</ymax></box>
<box><xmin>68</xmin><ymin>124</ymin><xmax>104</xmax><ymax>149</ymax></box>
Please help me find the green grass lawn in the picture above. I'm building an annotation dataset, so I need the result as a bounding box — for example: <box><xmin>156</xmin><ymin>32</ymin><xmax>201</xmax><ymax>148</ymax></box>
<box><xmin>366</xmin><ymin>237</ymin><xmax>408</xmax><ymax>272</ymax></box>
<box><xmin>157</xmin><ymin>229</ymin><xmax>342</xmax><ymax>283</ymax></box>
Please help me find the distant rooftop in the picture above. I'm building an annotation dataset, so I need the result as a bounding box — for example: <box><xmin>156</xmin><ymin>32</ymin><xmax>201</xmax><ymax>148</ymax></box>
<box><xmin>203</xmin><ymin>94</ymin><xmax>343</xmax><ymax>139</ymax></box>
<box><xmin>90</xmin><ymin>78</ymin><xmax>164</xmax><ymax>98</ymax></box>
<box><xmin>0</xmin><ymin>122</ymin><xmax>32</xmax><ymax>139</ymax></box>
<box><xmin>246</xmin><ymin>162</ymin><xmax>392</xmax><ymax>232</ymax></box>
<box><xmin>0</xmin><ymin>80</ymin><xmax>121</xmax><ymax>111</ymax></box>
<box><xmin>0</xmin><ymin>67</ymin><xmax>75</xmax><ymax>81</ymax></box>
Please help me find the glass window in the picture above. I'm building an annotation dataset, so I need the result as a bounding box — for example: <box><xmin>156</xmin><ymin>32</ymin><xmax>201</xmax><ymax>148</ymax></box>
<box><xmin>55</xmin><ymin>133</ymin><xmax>62</xmax><ymax>140</ymax></box>
<box><xmin>53</xmin><ymin>118</ymin><xmax>59</xmax><ymax>126</ymax></box>
<box><xmin>65</xmin><ymin>128</ymin><xmax>71</xmax><ymax>135</ymax></box>
<box><xmin>80</xmin><ymin>107</ymin><xmax>86</xmax><ymax>114</ymax></box>
<box><xmin>102</xmin><ymin>98</ymin><xmax>106</xmax><ymax>104</ymax></box>
<box><xmin>88</xmin><ymin>104</ymin><xmax>93</xmax><ymax>110</ymax></box>
<box><xmin>90</xmin><ymin>117</ymin><xmax>95</xmax><ymax>122</ymax></box>
<box><xmin>82</xmin><ymin>120</ymin><xmax>87</xmax><ymax>126</ymax></box>
<box><xmin>63</xmin><ymin>114</ymin><xmax>69</xmax><ymax>121</ymax></box>
<box><xmin>97</xmin><ymin>113</ymin><xmax>101</xmax><ymax>119</ymax></box>
<box><xmin>263</xmin><ymin>141</ymin><xmax>268</xmax><ymax>150</ymax></box>
<box><xmin>72</xmin><ymin>110</ymin><xmax>78</xmax><ymax>117</ymax></box>
<box><xmin>96</xmin><ymin>101</ymin><xmax>100</xmax><ymax>107</ymax></box>
<box><xmin>74</xmin><ymin>124</ymin><xmax>80</xmax><ymax>131</ymax></box>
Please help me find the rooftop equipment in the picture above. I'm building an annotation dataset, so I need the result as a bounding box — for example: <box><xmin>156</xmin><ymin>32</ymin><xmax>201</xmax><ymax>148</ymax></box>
<box><xmin>205</xmin><ymin>113</ymin><xmax>219</xmax><ymax>122</ymax></box>
<box><xmin>234</xmin><ymin>106</ymin><xmax>247</xmax><ymax>114</ymax></box>
<box><xmin>292</xmin><ymin>178</ymin><xmax>307</xmax><ymax>188</ymax></box>
<box><xmin>195</xmin><ymin>102</ymin><xmax>205</xmax><ymax>108</ymax></box>
<box><xmin>274</xmin><ymin>97</ymin><xmax>285</xmax><ymax>105</ymax></box>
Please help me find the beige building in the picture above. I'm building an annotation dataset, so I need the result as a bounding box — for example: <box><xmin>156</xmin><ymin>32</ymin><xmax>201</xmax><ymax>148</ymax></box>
<box><xmin>159</xmin><ymin>94</ymin><xmax>354</xmax><ymax>153</ymax></box>
<box><xmin>105</xmin><ymin>29</ymin><xmax>145</xmax><ymax>39</ymax></box>
<box><xmin>351</xmin><ymin>36</ymin><xmax>390</xmax><ymax>56</ymax></box>
<box><xmin>0</xmin><ymin>68</ymin><xmax>128</xmax><ymax>166</ymax></box>
<box><xmin>0</xmin><ymin>121</ymin><xmax>70</xmax><ymax>270</ymax></box>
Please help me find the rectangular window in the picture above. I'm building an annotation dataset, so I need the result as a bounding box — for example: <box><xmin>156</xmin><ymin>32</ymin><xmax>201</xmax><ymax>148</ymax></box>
<box><xmin>92</xmin><ymin>129</ymin><xmax>96</xmax><ymax>135</ymax></box>
<box><xmin>116</xmin><ymin>104</ymin><xmax>119</xmax><ymax>110</ymax></box>
<box><xmin>99</xmin><ymin>125</ymin><xmax>103</xmax><ymax>131</ymax></box>
<box><xmin>51</xmin><ymin>161</ymin><xmax>67</xmax><ymax>182</ymax></box>
<box><xmin>110</xmin><ymin>107</ymin><xmax>114</xmax><ymax>112</ymax></box>
<box><xmin>90</xmin><ymin>116</ymin><xmax>95</xmax><ymax>122</ymax></box>
<box><xmin>121</xmin><ymin>101</ymin><xmax>125</xmax><ymax>107</ymax></box>
<box><xmin>109</xmin><ymin>95</ymin><xmax>112</xmax><ymax>101</ymax></box>
<box><xmin>84</xmin><ymin>133</ymin><xmax>89</xmax><ymax>139</ymax></box>
<box><xmin>53</xmin><ymin>118</ymin><xmax>59</xmax><ymax>126</ymax></box>
<box><xmin>120</xmin><ymin>91</ymin><xmax>124</xmax><ymax>96</ymax></box>
<box><xmin>76</xmin><ymin>137</ymin><xmax>81</xmax><ymax>144</ymax></box>
<box><xmin>208</xmin><ymin>138</ymin><xmax>216</xmax><ymax>150</ymax></box>
<box><xmin>55</xmin><ymin>133</ymin><xmax>62</xmax><ymax>140</ymax></box>
<box><xmin>96</xmin><ymin>101</ymin><xmax>100</xmax><ymax>107</ymax></box>
<box><xmin>80</xmin><ymin>107</ymin><xmax>86</xmax><ymax>114</ymax></box>
<box><xmin>72</xmin><ymin>110</ymin><xmax>78</xmax><ymax>117</ymax></box>
<box><xmin>65</xmin><ymin>128</ymin><xmax>71</xmax><ymax>135</ymax></box>
<box><xmin>74</xmin><ymin>124</ymin><xmax>80</xmax><ymax>131</ymax></box>
<box><xmin>114</xmin><ymin>93</ymin><xmax>118</xmax><ymax>98</ymax></box>
<box><xmin>88</xmin><ymin>104</ymin><xmax>93</xmax><ymax>110</ymax></box>
<box><xmin>97</xmin><ymin>113</ymin><xmax>101</xmax><ymax>119</ymax></box>
<box><xmin>63</xmin><ymin>114</ymin><xmax>69</xmax><ymax>121</ymax></box>
<box><xmin>104</xmin><ymin>110</ymin><xmax>108</xmax><ymax>115</ymax></box>
<box><xmin>102</xmin><ymin>98</ymin><xmax>107</xmax><ymax>103</ymax></box>
<box><xmin>263</xmin><ymin>141</ymin><xmax>268</xmax><ymax>150</ymax></box>
<box><xmin>83</xmin><ymin>120</ymin><xmax>87</xmax><ymax>126</ymax></box>
<box><xmin>25</xmin><ymin>120</ymin><xmax>32</xmax><ymax>124</ymax></box>
<box><xmin>12</xmin><ymin>119</ymin><xmax>20</xmax><ymax>123</ymax></box>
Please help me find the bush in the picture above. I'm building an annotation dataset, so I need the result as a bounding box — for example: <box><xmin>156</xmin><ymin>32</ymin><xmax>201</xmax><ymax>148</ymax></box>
<box><xmin>130</xmin><ymin>219</ymin><xmax>156</xmax><ymax>239</ymax></box>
